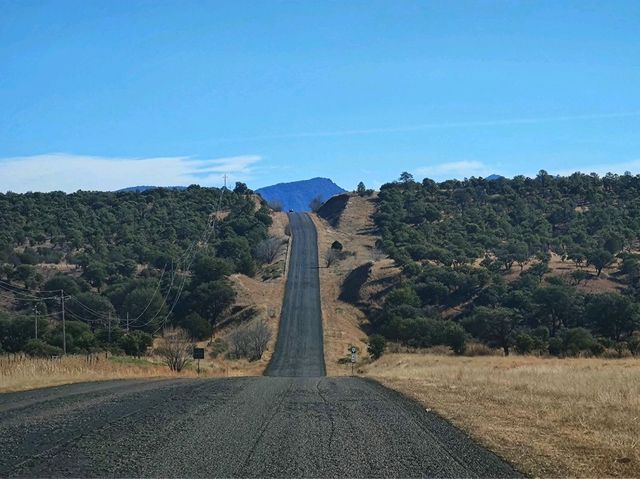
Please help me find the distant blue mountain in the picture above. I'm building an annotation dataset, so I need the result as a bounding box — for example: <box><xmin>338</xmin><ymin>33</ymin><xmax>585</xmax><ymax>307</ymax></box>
<box><xmin>485</xmin><ymin>174</ymin><xmax>505</xmax><ymax>181</ymax></box>
<box><xmin>117</xmin><ymin>185</ymin><xmax>187</xmax><ymax>193</ymax></box>
<box><xmin>256</xmin><ymin>178</ymin><xmax>346</xmax><ymax>212</ymax></box>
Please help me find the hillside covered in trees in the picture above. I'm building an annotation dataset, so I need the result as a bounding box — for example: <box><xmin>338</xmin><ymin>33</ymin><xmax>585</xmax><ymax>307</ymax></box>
<box><xmin>0</xmin><ymin>184</ymin><xmax>272</xmax><ymax>356</ymax></box>
<box><xmin>371</xmin><ymin>171</ymin><xmax>640</xmax><ymax>357</ymax></box>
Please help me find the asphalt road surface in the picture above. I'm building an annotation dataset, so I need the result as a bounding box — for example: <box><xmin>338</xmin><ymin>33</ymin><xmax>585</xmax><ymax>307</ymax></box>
<box><xmin>0</xmin><ymin>213</ymin><xmax>521</xmax><ymax>478</ymax></box>
<box><xmin>265</xmin><ymin>212</ymin><xmax>326</xmax><ymax>377</ymax></box>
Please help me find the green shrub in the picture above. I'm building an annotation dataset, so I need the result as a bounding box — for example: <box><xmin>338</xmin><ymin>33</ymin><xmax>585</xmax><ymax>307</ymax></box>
<box><xmin>367</xmin><ymin>335</ymin><xmax>386</xmax><ymax>360</ymax></box>
<box><xmin>628</xmin><ymin>333</ymin><xmax>640</xmax><ymax>356</ymax></box>
<box><xmin>118</xmin><ymin>331</ymin><xmax>153</xmax><ymax>357</ymax></box>
<box><xmin>23</xmin><ymin>339</ymin><xmax>63</xmax><ymax>357</ymax></box>
<box><xmin>515</xmin><ymin>333</ymin><xmax>535</xmax><ymax>354</ymax></box>
<box><xmin>179</xmin><ymin>313</ymin><xmax>212</xmax><ymax>341</ymax></box>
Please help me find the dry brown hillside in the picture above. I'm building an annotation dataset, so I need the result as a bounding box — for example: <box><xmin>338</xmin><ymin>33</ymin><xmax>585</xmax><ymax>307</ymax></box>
<box><xmin>312</xmin><ymin>193</ymin><xmax>401</xmax><ymax>375</ymax></box>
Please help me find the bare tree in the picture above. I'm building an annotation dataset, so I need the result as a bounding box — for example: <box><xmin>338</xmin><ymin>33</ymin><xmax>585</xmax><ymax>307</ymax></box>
<box><xmin>255</xmin><ymin>237</ymin><xmax>285</xmax><ymax>264</ymax></box>
<box><xmin>227</xmin><ymin>319</ymin><xmax>272</xmax><ymax>361</ymax></box>
<box><xmin>156</xmin><ymin>326</ymin><xmax>193</xmax><ymax>372</ymax></box>
<box><xmin>371</xmin><ymin>247</ymin><xmax>386</xmax><ymax>261</ymax></box>
<box><xmin>227</xmin><ymin>327</ymin><xmax>251</xmax><ymax>358</ymax></box>
<box><xmin>326</xmin><ymin>248</ymin><xmax>341</xmax><ymax>267</ymax></box>
<box><xmin>309</xmin><ymin>196</ymin><xmax>324</xmax><ymax>212</ymax></box>
<box><xmin>247</xmin><ymin>319</ymin><xmax>272</xmax><ymax>360</ymax></box>
<box><xmin>267</xmin><ymin>200</ymin><xmax>283</xmax><ymax>212</ymax></box>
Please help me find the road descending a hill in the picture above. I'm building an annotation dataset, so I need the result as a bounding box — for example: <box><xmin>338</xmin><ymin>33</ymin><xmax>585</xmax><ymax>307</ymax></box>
<box><xmin>266</xmin><ymin>212</ymin><xmax>325</xmax><ymax>377</ymax></box>
<box><xmin>0</xmin><ymin>213</ymin><xmax>521</xmax><ymax>478</ymax></box>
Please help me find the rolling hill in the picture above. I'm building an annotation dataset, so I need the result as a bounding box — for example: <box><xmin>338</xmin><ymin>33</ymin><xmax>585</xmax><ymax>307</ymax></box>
<box><xmin>256</xmin><ymin>177</ymin><xmax>345</xmax><ymax>212</ymax></box>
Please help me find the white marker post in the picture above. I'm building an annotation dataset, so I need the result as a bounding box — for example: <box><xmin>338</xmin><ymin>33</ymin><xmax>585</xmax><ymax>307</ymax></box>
<box><xmin>350</xmin><ymin>346</ymin><xmax>357</xmax><ymax>376</ymax></box>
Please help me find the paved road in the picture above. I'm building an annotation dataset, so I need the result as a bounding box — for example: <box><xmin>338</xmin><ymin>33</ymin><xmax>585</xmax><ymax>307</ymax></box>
<box><xmin>0</xmin><ymin>377</ymin><xmax>519</xmax><ymax>478</ymax></box>
<box><xmin>266</xmin><ymin>213</ymin><xmax>325</xmax><ymax>377</ymax></box>
<box><xmin>0</xmin><ymin>212</ymin><xmax>521</xmax><ymax>478</ymax></box>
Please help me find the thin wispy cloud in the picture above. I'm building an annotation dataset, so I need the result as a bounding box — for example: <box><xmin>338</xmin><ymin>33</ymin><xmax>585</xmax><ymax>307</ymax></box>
<box><xmin>0</xmin><ymin>154</ymin><xmax>261</xmax><ymax>193</ymax></box>
<box><xmin>209</xmin><ymin>111</ymin><xmax>640</xmax><ymax>143</ymax></box>
<box><xmin>415</xmin><ymin>160</ymin><xmax>489</xmax><ymax>180</ymax></box>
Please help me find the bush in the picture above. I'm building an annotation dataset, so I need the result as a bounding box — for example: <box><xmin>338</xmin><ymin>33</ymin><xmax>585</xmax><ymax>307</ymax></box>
<box><xmin>227</xmin><ymin>319</ymin><xmax>272</xmax><ymax>361</ymax></box>
<box><xmin>561</xmin><ymin>328</ymin><xmax>597</xmax><ymax>356</ymax></box>
<box><xmin>515</xmin><ymin>333</ymin><xmax>535</xmax><ymax>354</ymax></box>
<box><xmin>367</xmin><ymin>335</ymin><xmax>386</xmax><ymax>360</ymax></box>
<box><xmin>156</xmin><ymin>327</ymin><xmax>193</xmax><ymax>372</ymax></box>
<box><xmin>423</xmin><ymin>345</ymin><xmax>454</xmax><ymax>355</ymax></box>
<box><xmin>628</xmin><ymin>333</ymin><xmax>640</xmax><ymax>356</ymax></box>
<box><xmin>381</xmin><ymin>315</ymin><xmax>467</xmax><ymax>354</ymax></box>
<box><xmin>548</xmin><ymin>337</ymin><xmax>563</xmax><ymax>356</ymax></box>
<box><xmin>548</xmin><ymin>328</ymin><xmax>598</xmax><ymax>357</ymax></box>
<box><xmin>463</xmin><ymin>341</ymin><xmax>498</xmax><ymax>356</ymax></box>
<box><xmin>179</xmin><ymin>313</ymin><xmax>213</xmax><ymax>341</ymax></box>
<box><xmin>440</xmin><ymin>321</ymin><xmax>467</xmax><ymax>355</ymax></box>
<box><xmin>331</xmin><ymin>241</ymin><xmax>343</xmax><ymax>251</ymax></box>
<box><xmin>118</xmin><ymin>331</ymin><xmax>153</xmax><ymax>357</ymax></box>
<box><xmin>602</xmin><ymin>346</ymin><xmax>633</xmax><ymax>358</ymax></box>
<box><xmin>209</xmin><ymin>338</ymin><xmax>228</xmax><ymax>358</ymax></box>
<box><xmin>0</xmin><ymin>316</ymin><xmax>37</xmax><ymax>352</ymax></box>
<box><xmin>255</xmin><ymin>237</ymin><xmax>285</xmax><ymax>264</ymax></box>
<box><xmin>23</xmin><ymin>339</ymin><xmax>63</xmax><ymax>357</ymax></box>
<box><xmin>325</xmin><ymin>248</ymin><xmax>341</xmax><ymax>267</ymax></box>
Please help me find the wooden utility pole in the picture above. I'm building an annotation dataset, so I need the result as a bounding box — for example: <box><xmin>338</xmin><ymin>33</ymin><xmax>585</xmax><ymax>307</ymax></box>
<box><xmin>108</xmin><ymin>312</ymin><xmax>112</xmax><ymax>343</ymax></box>
<box><xmin>61</xmin><ymin>291</ymin><xmax>66</xmax><ymax>355</ymax></box>
<box><xmin>126</xmin><ymin>312</ymin><xmax>129</xmax><ymax>333</ymax></box>
<box><xmin>33</xmin><ymin>304</ymin><xmax>39</xmax><ymax>340</ymax></box>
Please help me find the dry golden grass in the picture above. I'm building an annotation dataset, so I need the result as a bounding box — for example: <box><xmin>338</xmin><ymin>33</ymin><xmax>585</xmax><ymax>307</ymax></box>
<box><xmin>0</xmin><ymin>354</ymin><xmax>196</xmax><ymax>393</ymax></box>
<box><xmin>0</xmin><ymin>352</ymin><xmax>271</xmax><ymax>394</ymax></box>
<box><xmin>363</xmin><ymin>353</ymin><xmax>640</xmax><ymax>478</ymax></box>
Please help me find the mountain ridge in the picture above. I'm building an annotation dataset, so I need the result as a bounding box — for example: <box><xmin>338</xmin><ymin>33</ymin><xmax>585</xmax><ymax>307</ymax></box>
<box><xmin>256</xmin><ymin>177</ymin><xmax>346</xmax><ymax>212</ymax></box>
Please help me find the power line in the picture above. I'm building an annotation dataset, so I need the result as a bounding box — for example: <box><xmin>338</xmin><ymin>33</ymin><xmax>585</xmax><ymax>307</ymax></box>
<box><xmin>1</xmin><ymin>184</ymin><xmax>229</xmax><ymax>335</ymax></box>
<box><xmin>0</xmin><ymin>278</ymin><xmax>66</xmax><ymax>294</ymax></box>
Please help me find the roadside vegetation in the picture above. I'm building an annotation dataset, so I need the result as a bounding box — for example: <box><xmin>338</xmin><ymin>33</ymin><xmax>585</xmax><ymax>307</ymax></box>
<box><xmin>368</xmin><ymin>171</ymin><xmax>640</xmax><ymax>358</ymax></box>
<box><xmin>0</xmin><ymin>183</ymin><xmax>275</xmax><ymax>361</ymax></box>
<box><xmin>0</xmin><ymin>353</ymin><xmax>190</xmax><ymax>393</ymax></box>
<box><xmin>364</xmin><ymin>353</ymin><xmax>640</xmax><ymax>478</ymax></box>
<box><xmin>314</xmin><ymin>179</ymin><xmax>640</xmax><ymax>477</ymax></box>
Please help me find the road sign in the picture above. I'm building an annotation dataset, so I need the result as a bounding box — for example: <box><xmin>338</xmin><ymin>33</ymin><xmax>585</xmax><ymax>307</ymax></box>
<box><xmin>350</xmin><ymin>346</ymin><xmax>357</xmax><ymax>354</ymax></box>
<box><xmin>351</xmin><ymin>352</ymin><xmax>356</xmax><ymax>363</ymax></box>
<box><xmin>193</xmin><ymin>347</ymin><xmax>205</xmax><ymax>374</ymax></box>
<box><xmin>193</xmin><ymin>348</ymin><xmax>205</xmax><ymax>359</ymax></box>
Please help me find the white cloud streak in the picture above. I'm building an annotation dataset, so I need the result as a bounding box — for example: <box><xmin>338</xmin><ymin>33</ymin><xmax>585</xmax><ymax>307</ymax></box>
<box><xmin>415</xmin><ymin>160</ymin><xmax>490</xmax><ymax>180</ymax></box>
<box><xmin>0</xmin><ymin>153</ymin><xmax>261</xmax><ymax>193</ymax></box>
<box><xmin>210</xmin><ymin>111</ymin><xmax>640</xmax><ymax>143</ymax></box>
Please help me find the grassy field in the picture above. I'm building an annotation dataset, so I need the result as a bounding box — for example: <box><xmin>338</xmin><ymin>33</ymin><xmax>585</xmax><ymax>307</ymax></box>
<box><xmin>363</xmin><ymin>353</ymin><xmax>640</xmax><ymax>478</ymax></box>
<box><xmin>0</xmin><ymin>353</ymin><xmax>267</xmax><ymax>393</ymax></box>
<box><xmin>0</xmin><ymin>354</ymin><xmax>188</xmax><ymax>393</ymax></box>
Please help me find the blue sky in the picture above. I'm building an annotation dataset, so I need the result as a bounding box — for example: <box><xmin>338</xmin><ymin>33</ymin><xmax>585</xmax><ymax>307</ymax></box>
<box><xmin>1</xmin><ymin>0</ymin><xmax>639</xmax><ymax>192</ymax></box>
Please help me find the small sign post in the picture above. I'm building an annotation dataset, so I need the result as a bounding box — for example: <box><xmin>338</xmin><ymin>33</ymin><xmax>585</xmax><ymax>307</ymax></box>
<box><xmin>350</xmin><ymin>346</ymin><xmax>357</xmax><ymax>376</ymax></box>
<box><xmin>193</xmin><ymin>347</ymin><xmax>205</xmax><ymax>374</ymax></box>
